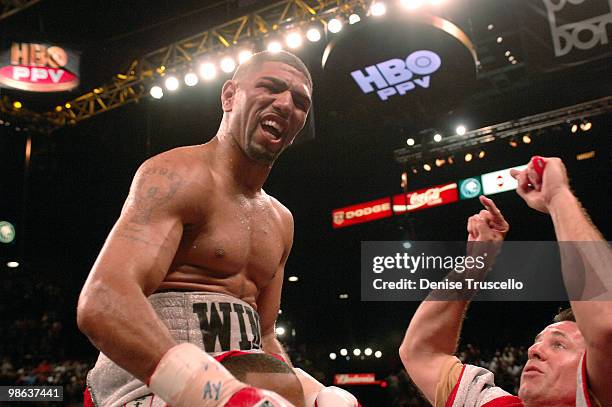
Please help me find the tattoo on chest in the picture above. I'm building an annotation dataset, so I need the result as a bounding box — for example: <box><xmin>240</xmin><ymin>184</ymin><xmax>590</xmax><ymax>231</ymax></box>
<box><xmin>129</xmin><ymin>167</ymin><xmax>183</xmax><ymax>225</ymax></box>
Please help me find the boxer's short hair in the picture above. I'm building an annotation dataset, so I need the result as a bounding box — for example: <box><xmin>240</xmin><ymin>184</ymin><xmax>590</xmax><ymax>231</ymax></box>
<box><xmin>233</xmin><ymin>50</ymin><xmax>312</xmax><ymax>90</ymax></box>
<box><xmin>220</xmin><ymin>353</ymin><xmax>304</xmax><ymax>406</ymax></box>
<box><xmin>553</xmin><ymin>307</ymin><xmax>576</xmax><ymax>323</ymax></box>
<box><xmin>220</xmin><ymin>353</ymin><xmax>293</xmax><ymax>381</ymax></box>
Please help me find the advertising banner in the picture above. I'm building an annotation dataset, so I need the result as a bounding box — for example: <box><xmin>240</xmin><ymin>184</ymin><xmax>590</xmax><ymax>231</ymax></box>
<box><xmin>393</xmin><ymin>182</ymin><xmax>458</xmax><ymax>214</ymax></box>
<box><xmin>332</xmin><ymin>197</ymin><xmax>392</xmax><ymax>229</ymax></box>
<box><xmin>481</xmin><ymin>165</ymin><xmax>527</xmax><ymax>196</ymax></box>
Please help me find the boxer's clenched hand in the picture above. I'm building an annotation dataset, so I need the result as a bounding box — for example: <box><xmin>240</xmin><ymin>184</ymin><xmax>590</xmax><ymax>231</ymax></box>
<box><xmin>510</xmin><ymin>156</ymin><xmax>571</xmax><ymax>213</ymax></box>
<box><xmin>467</xmin><ymin>196</ymin><xmax>509</xmax><ymax>242</ymax></box>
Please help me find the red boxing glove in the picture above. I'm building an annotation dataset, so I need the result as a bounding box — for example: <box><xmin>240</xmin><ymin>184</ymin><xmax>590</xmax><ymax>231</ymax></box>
<box><xmin>531</xmin><ymin>156</ymin><xmax>546</xmax><ymax>177</ymax></box>
<box><xmin>225</xmin><ymin>387</ymin><xmax>295</xmax><ymax>407</ymax></box>
<box><xmin>314</xmin><ymin>386</ymin><xmax>360</xmax><ymax>407</ymax></box>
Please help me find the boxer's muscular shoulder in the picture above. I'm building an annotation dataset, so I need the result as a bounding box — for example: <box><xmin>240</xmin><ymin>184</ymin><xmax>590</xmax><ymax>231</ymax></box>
<box><xmin>265</xmin><ymin>194</ymin><xmax>294</xmax><ymax>240</ymax></box>
<box><xmin>128</xmin><ymin>146</ymin><xmax>213</xmax><ymax>223</ymax></box>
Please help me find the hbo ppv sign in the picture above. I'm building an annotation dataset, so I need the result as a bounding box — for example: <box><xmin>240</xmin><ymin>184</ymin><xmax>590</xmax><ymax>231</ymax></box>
<box><xmin>350</xmin><ymin>50</ymin><xmax>441</xmax><ymax>101</ymax></box>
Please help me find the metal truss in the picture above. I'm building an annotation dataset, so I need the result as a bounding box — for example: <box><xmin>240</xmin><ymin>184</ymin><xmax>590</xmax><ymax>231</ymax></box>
<box><xmin>0</xmin><ymin>0</ymin><xmax>40</xmax><ymax>21</ymax></box>
<box><xmin>394</xmin><ymin>96</ymin><xmax>612</xmax><ymax>166</ymax></box>
<box><xmin>5</xmin><ymin>0</ymin><xmax>368</xmax><ymax>131</ymax></box>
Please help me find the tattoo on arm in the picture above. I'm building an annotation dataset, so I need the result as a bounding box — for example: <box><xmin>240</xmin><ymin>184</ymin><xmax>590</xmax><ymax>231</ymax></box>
<box><xmin>128</xmin><ymin>167</ymin><xmax>183</xmax><ymax>225</ymax></box>
<box><xmin>114</xmin><ymin>167</ymin><xmax>183</xmax><ymax>246</ymax></box>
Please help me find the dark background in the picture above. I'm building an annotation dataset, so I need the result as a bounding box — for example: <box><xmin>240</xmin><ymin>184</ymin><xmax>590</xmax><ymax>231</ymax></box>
<box><xmin>0</xmin><ymin>0</ymin><xmax>610</xmax><ymax>404</ymax></box>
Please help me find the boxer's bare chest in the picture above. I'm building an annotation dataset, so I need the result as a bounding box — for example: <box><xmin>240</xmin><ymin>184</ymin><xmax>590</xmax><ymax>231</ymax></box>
<box><xmin>165</xmin><ymin>190</ymin><xmax>286</xmax><ymax>293</ymax></box>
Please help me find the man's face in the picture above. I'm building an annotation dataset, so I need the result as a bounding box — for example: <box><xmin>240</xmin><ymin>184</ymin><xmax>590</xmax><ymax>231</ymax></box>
<box><xmin>227</xmin><ymin>61</ymin><xmax>312</xmax><ymax>164</ymax></box>
<box><xmin>518</xmin><ymin>321</ymin><xmax>585</xmax><ymax>406</ymax></box>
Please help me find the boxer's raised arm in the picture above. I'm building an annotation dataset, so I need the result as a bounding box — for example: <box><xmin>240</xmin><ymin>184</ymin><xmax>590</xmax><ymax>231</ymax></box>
<box><xmin>512</xmin><ymin>157</ymin><xmax>612</xmax><ymax>406</ymax></box>
<box><xmin>400</xmin><ymin>196</ymin><xmax>508</xmax><ymax>405</ymax></box>
<box><xmin>258</xmin><ymin>202</ymin><xmax>294</xmax><ymax>366</ymax></box>
<box><xmin>77</xmin><ymin>155</ymin><xmax>191</xmax><ymax>382</ymax></box>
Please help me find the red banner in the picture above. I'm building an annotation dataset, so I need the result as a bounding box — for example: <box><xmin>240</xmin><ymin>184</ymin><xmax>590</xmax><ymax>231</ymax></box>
<box><xmin>332</xmin><ymin>197</ymin><xmax>392</xmax><ymax>229</ymax></box>
<box><xmin>393</xmin><ymin>182</ymin><xmax>458</xmax><ymax>213</ymax></box>
<box><xmin>334</xmin><ymin>373</ymin><xmax>381</xmax><ymax>386</ymax></box>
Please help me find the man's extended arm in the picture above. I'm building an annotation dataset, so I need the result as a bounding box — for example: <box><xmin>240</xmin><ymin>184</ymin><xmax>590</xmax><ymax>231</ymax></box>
<box><xmin>399</xmin><ymin>196</ymin><xmax>509</xmax><ymax>404</ymax></box>
<box><xmin>257</xmin><ymin>204</ymin><xmax>294</xmax><ymax>366</ymax></box>
<box><xmin>77</xmin><ymin>157</ymin><xmax>187</xmax><ymax>382</ymax></box>
<box><xmin>512</xmin><ymin>157</ymin><xmax>612</xmax><ymax>406</ymax></box>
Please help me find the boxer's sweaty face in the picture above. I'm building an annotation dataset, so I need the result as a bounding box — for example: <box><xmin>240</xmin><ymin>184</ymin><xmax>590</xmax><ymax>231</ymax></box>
<box><xmin>232</xmin><ymin>61</ymin><xmax>311</xmax><ymax>164</ymax></box>
<box><xmin>518</xmin><ymin>322</ymin><xmax>585</xmax><ymax>406</ymax></box>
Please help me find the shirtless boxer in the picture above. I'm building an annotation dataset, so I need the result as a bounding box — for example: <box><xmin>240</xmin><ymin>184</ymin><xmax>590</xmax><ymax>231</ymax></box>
<box><xmin>400</xmin><ymin>157</ymin><xmax>611</xmax><ymax>406</ymax></box>
<box><xmin>77</xmin><ymin>51</ymin><xmax>318</xmax><ymax>407</ymax></box>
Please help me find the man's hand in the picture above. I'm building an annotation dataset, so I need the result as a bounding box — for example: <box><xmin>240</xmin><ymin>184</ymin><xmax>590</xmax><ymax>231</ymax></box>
<box><xmin>467</xmin><ymin>196</ymin><xmax>509</xmax><ymax>242</ymax></box>
<box><xmin>510</xmin><ymin>157</ymin><xmax>571</xmax><ymax>213</ymax></box>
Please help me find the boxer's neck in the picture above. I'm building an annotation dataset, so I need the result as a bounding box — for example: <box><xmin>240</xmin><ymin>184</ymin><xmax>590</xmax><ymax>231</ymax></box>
<box><xmin>208</xmin><ymin>134</ymin><xmax>272</xmax><ymax>194</ymax></box>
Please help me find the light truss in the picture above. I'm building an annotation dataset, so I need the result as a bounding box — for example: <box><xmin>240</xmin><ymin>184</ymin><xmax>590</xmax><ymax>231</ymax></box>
<box><xmin>0</xmin><ymin>0</ymin><xmax>40</xmax><ymax>21</ymax></box>
<box><xmin>4</xmin><ymin>0</ymin><xmax>367</xmax><ymax>131</ymax></box>
<box><xmin>394</xmin><ymin>96</ymin><xmax>612</xmax><ymax>165</ymax></box>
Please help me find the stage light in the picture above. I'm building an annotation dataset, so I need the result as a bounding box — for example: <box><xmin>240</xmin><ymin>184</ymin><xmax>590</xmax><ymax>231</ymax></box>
<box><xmin>164</xmin><ymin>76</ymin><xmax>179</xmax><ymax>91</ymax></box>
<box><xmin>199</xmin><ymin>62</ymin><xmax>217</xmax><ymax>80</ymax></box>
<box><xmin>275</xmin><ymin>326</ymin><xmax>286</xmax><ymax>336</ymax></box>
<box><xmin>505</xmin><ymin>50</ymin><xmax>511</xmax><ymax>57</ymax></box>
<box><xmin>329</xmin><ymin>353</ymin><xmax>337</xmax><ymax>360</ymax></box>
<box><xmin>407</xmin><ymin>138</ymin><xmax>415</xmax><ymax>146</ymax></box>
<box><xmin>411</xmin><ymin>167</ymin><xmax>418</xmax><ymax>174</ymax></box>
<box><xmin>328</xmin><ymin>18</ymin><xmax>343</xmax><ymax>33</ymax></box>
<box><xmin>487</xmin><ymin>24</ymin><xmax>494</xmax><ymax>30</ymax></box>
<box><xmin>7</xmin><ymin>261</ymin><xmax>19</xmax><ymax>268</ymax></box>
<box><xmin>478</xmin><ymin>150</ymin><xmax>486</xmax><ymax>159</ymax></box>
<box><xmin>150</xmin><ymin>86</ymin><xmax>164</xmax><ymax>99</ymax></box>
<box><xmin>374</xmin><ymin>351</ymin><xmax>382</xmax><ymax>358</ymax></box>
<box><xmin>571</xmin><ymin>123</ymin><xmax>579</xmax><ymax>133</ymax></box>
<box><xmin>55</xmin><ymin>106</ymin><xmax>62</xmax><ymax>112</ymax></box>
<box><xmin>456</xmin><ymin>125</ymin><xmax>467</xmax><ymax>135</ymax></box>
<box><xmin>435</xmin><ymin>158</ymin><xmax>445</xmax><ymax>167</ymax></box>
<box><xmin>509</xmin><ymin>139</ymin><xmax>518</xmax><ymax>148</ymax></box>
<box><xmin>508</xmin><ymin>56</ymin><xmax>515</xmax><ymax>62</ymax></box>
<box><xmin>447</xmin><ymin>156</ymin><xmax>454</xmax><ymax>165</ymax></box>
<box><xmin>433</xmin><ymin>133</ymin><xmax>442</xmax><ymax>142</ymax></box>
<box><xmin>286</xmin><ymin>32</ymin><xmax>303</xmax><ymax>49</ymax></box>
<box><xmin>220</xmin><ymin>57</ymin><xmax>236</xmax><ymax>73</ymax></box>
<box><xmin>267</xmin><ymin>41</ymin><xmax>283</xmax><ymax>53</ymax></box>
<box><xmin>349</xmin><ymin>13</ymin><xmax>361</xmax><ymax>24</ymax></box>
<box><xmin>238</xmin><ymin>50</ymin><xmax>253</xmax><ymax>64</ymax></box>
<box><xmin>364</xmin><ymin>348</ymin><xmax>373</xmax><ymax>356</ymax></box>
<box><xmin>580</xmin><ymin>120</ymin><xmax>592</xmax><ymax>131</ymax></box>
<box><xmin>371</xmin><ymin>2</ymin><xmax>386</xmax><ymax>16</ymax></box>
<box><xmin>576</xmin><ymin>151</ymin><xmax>596</xmax><ymax>161</ymax></box>
<box><xmin>497</xmin><ymin>36</ymin><xmax>503</xmax><ymax>43</ymax></box>
<box><xmin>464</xmin><ymin>153</ymin><xmax>473</xmax><ymax>162</ymax></box>
<box><xmin>288</xmin><ymin>276</ymin><xmax>299</xmax><ymax>282</ymax></box>
<box><xmin>522</xmin><ymin>134</ymin><xmax>531</xmax><ymax>144</ymax></box>
<box><xmin>511</xmin><ymin>59</ymin><xmax>517</xmax><ymax>64</ymax></box>
<box><xmin>339</xmin><ymin>293</ymin><xmax>349</xmax><ymax>299</ymax></box>
<box><xmin>423</xmin><ymin>163</ymin><xmax>431</xmax><ymax>171</ymax></box>
<box><xmin>306</xmin><ymin>28</ymin><xmax>321</xmax><ymax>42</ymax></box>
<box><xmin>184</xmin><ymin>72</ymin><xmax>199</xmax><ymax>87</ymax></box>
<box><xmin>353</xmin><ymin>348</ymin><xmax>361</xmax><ymax>356</ymax></box>
<box><xmin>13</xmin><ymin>101</ymin><xmax>22</xmax><ymax>109</ymax></box>
<box><xmin>401</xmin><ymin>0</ymin><xmax>423</xmax><ymax>10</ymax></box>
<box><xmin>340</xmin><ymin>348</ymin><xmax>348</xmax><ymax>356</ymax></box>
<box><xmin>65</xmin><ymin>102</ymin><xmax>72</xmax><ymax>109</ymax></box>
